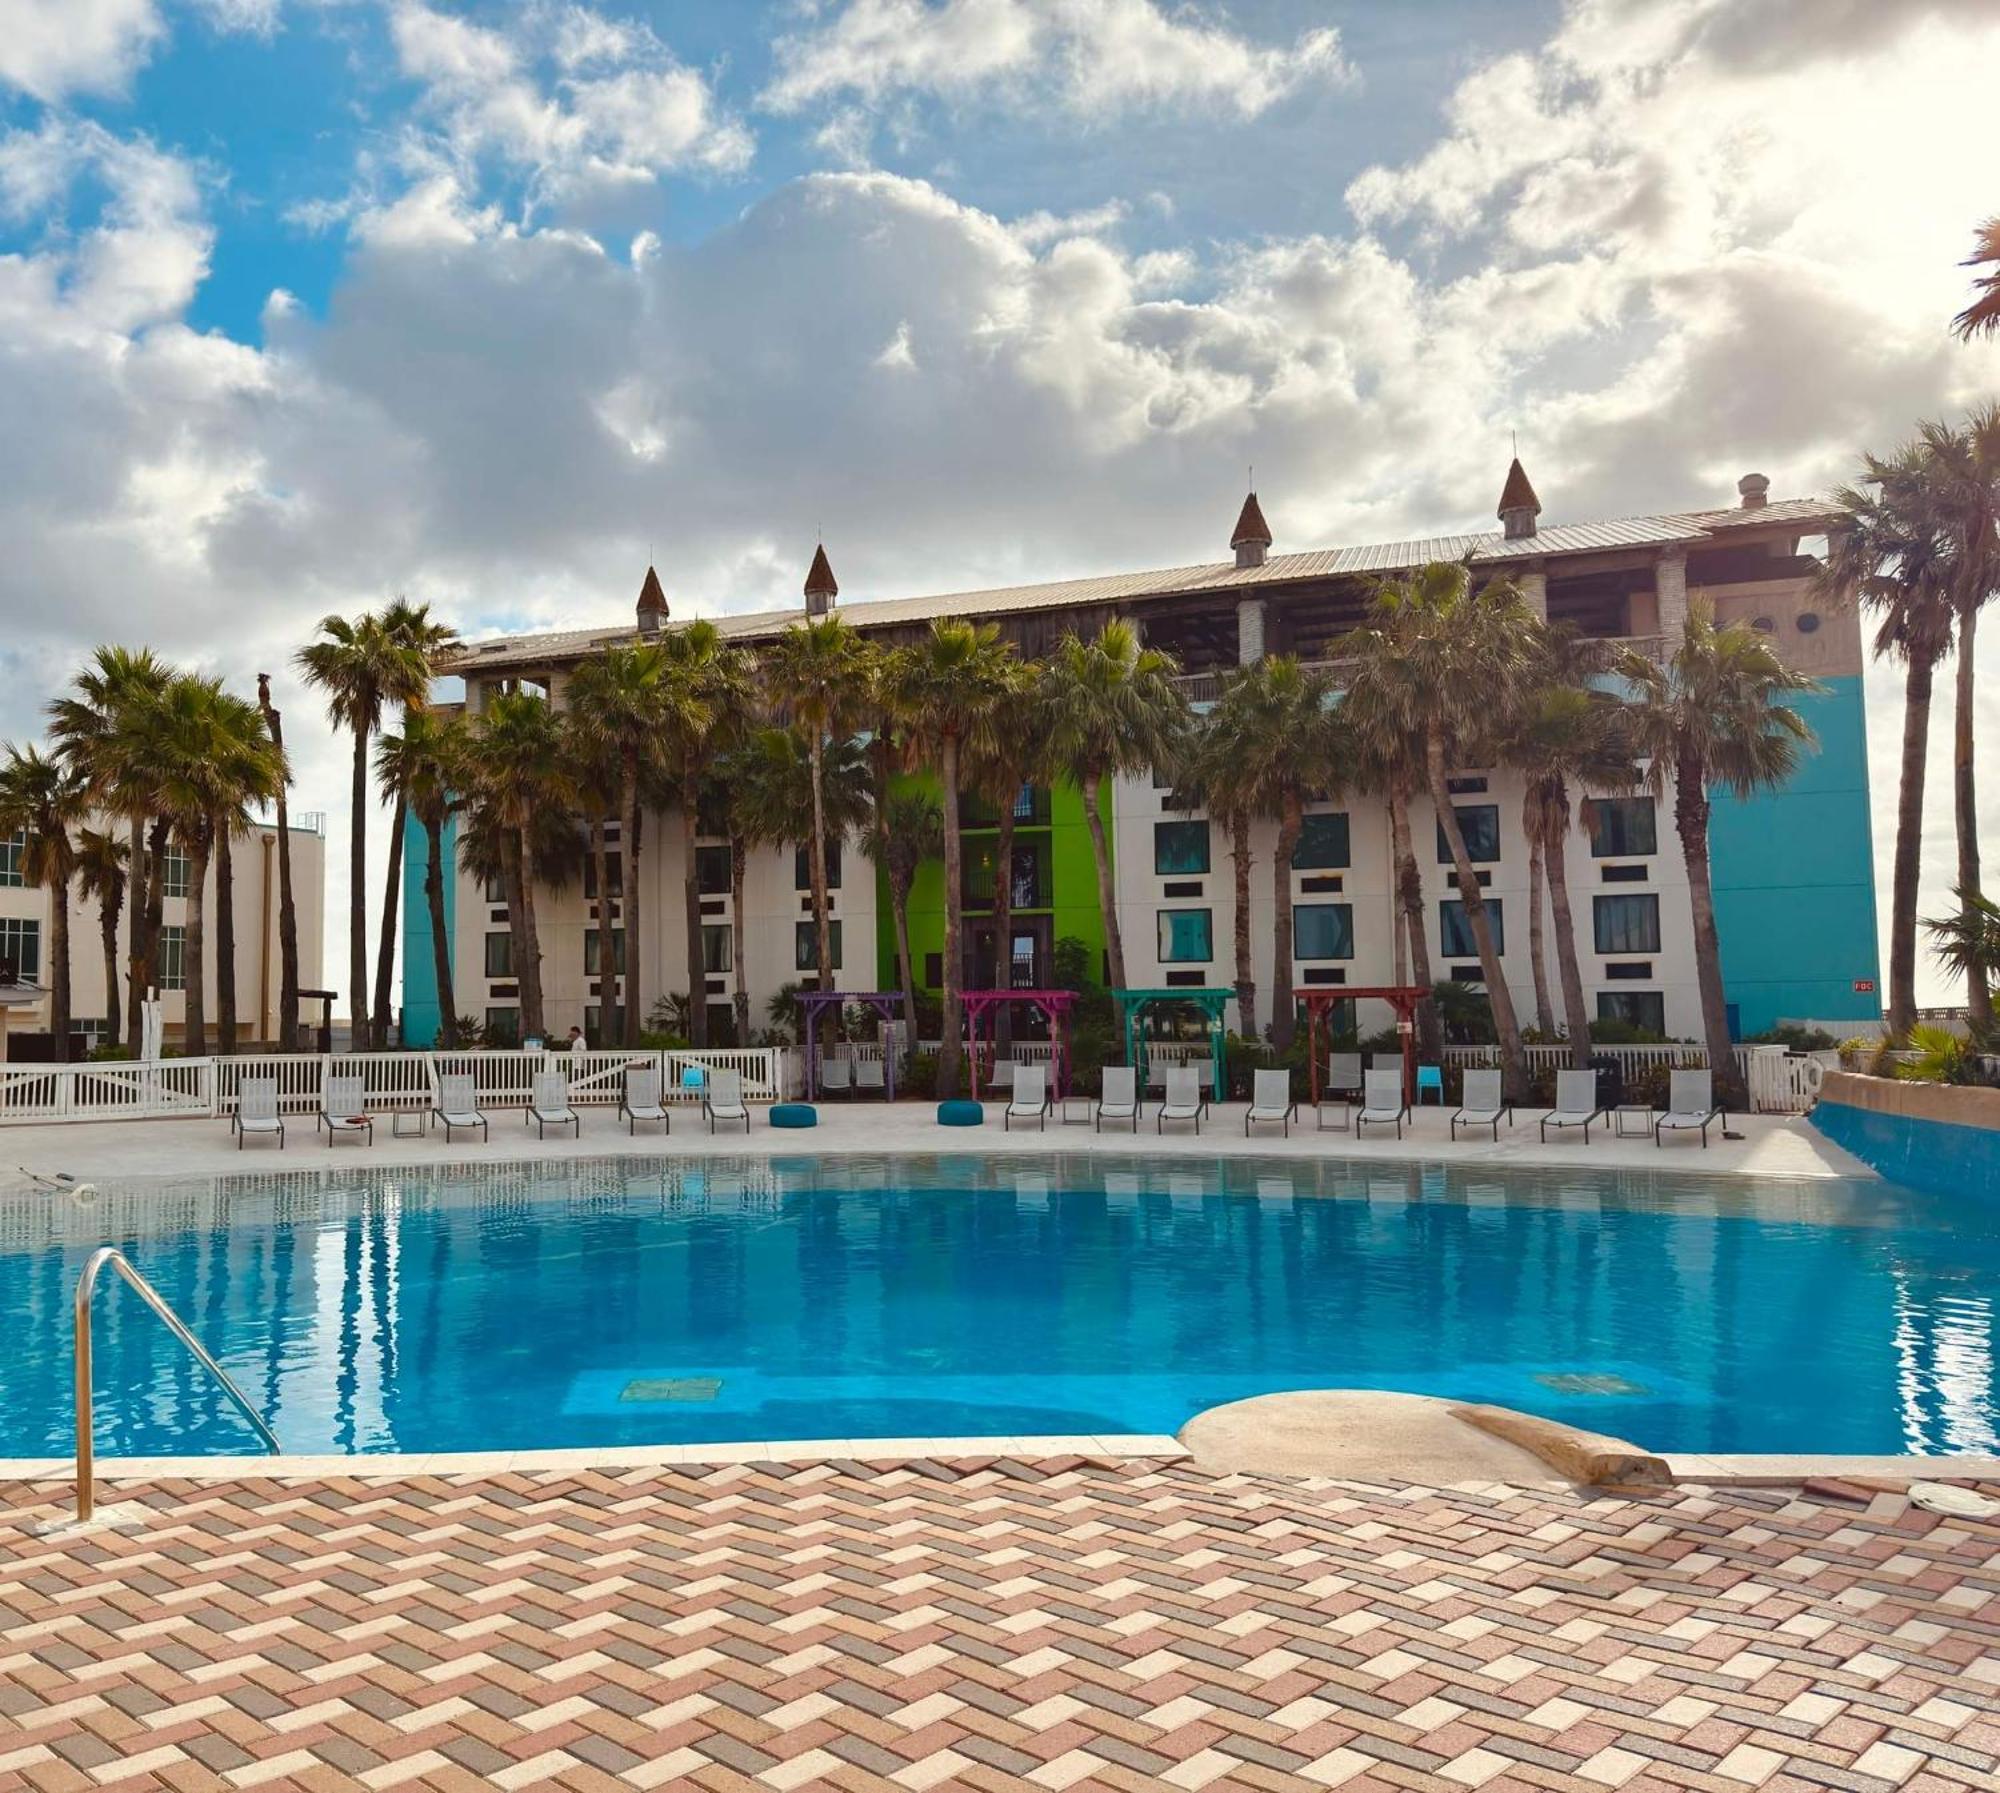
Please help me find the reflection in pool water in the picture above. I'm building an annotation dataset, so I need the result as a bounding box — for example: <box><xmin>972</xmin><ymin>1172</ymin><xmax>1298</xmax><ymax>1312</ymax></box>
<box><xmin>1</xmin><ymin>1152</ymin><xmax>1994</xmax><ymax>1458</ymax></box>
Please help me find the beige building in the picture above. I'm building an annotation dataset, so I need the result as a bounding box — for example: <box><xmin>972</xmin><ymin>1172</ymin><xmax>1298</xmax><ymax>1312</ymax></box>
<box><xmin>0</xmin><ymin>815</ymin><xmax>327</xmax><ymax>1052</ymax></box>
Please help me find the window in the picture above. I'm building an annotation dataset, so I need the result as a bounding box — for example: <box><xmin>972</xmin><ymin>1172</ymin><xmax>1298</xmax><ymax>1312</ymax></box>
<box><xmin>590</xmin><ymin>1004</ymin><xmax>623</xmax><ymax>1043</ymax></box>
<box><xmin>701</xmin><ymin>924</ymin><xmax>732</xmax><ymax>974</ymax></box>
<box><xmin>484</xmin><ymin>932</ymin><xmax>513</xmax><ymax>978</ymax></box>
<box><xmin>1588</xmin><ymin>796</ymin><xmax>1657</xmax><ymax>858</ymax></box>
<box><xmin>584</xmin><ymin>928</ymin><xmax>626</xmax><ymax>975</ymax></box>
<box><xmin>582</xmin><ymin>852</ymin><xmax>624</xmax><ymax>899</ymax></box>
<box><xmin>160</xmin><ymin>848</ymin><xmax>192</xmax><ymax>899</ymax></box>
<box><xmin>1445</xmin><ymin>774</ymin><xmax>1488</xmax><ymax>795</ymax></box>
<box><xmin>155</xmin><ymin>924</ymin><xmax>184</xmax><ymax>992</ymax></box>
<box><xmin>484</xmin><ymin>1006</ymin><xmax>521</xmax><ymax>1046</ymax></box>
<box><xmin>964</xmin><ymin>838</ymin><xmax>1049</xmax><ymax>909</ymax></box>
<box><xmin>1437</xmin><ymin>804</ymin><xmax>1501</xmax><ymax>863</ymax></box>
<box><xmin>1157</xmin><ymin>909</ymin><xmax>1213</xmax><ymax>963</ymax></box>
<box><xmin>484</xmin><ymin>872</ymin><xmax>507</xmax><ymax>904</ymax></box>
<box><xmin>1597</xmin><ymin>991</ymin><xmax>1665</xmax><ymax>1036</ymax></box>
<box><xmin>0</xmin><ymin>831</ymin><xmax>21</xmax><ymax>888</ymax></box>
<box><xmin>796</xmin><ymin>920</ymin><xmax>844</xmax><ymax>971</ymax></box>
<box><xmin>1293</xmin><ymin>903</ymin><xmax>1354</xmax><ymax>960</ymax></box>
<box><xmin>795</xmin><ymin>840</ymin><xmax>841</xmax><ymax>891</ymax></box>
<box><xmin>1292</xmin><ymin>812</ymin><xmax>1350</xmax><ymax>870</ymax></box>
<box><xmin>1440</xmin><ymin>898</ymin><xmax>1504</xmax><ymax>958</ymax></box>
<box><xmin>696</xmin><ymin>844</ymin><xmax>730</xmax><ymax>896</ymax></box>
<box><xmin>1594</xmin><ymin>893</ymin><xmax>1661</xmax><ymax>955</ymax></box>
<box><xmin>1153</xmin><ymin>820</ymin><xmax>1210</xmax><ymax>876</ymax></box>
<box><xmin>0</xmin><ymin>916</ymin><xmax>41</xmax><ymax>981</ymax></box>
<box><xmin>964</xmin><ymin>784</ymin><xmax>1049</xmax><ymax>827</ymax></box>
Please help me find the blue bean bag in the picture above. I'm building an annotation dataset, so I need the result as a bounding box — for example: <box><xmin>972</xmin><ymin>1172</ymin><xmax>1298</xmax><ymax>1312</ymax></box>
<box><xmin>935</xmin><ymin>1099</ymin><xmax>984</xmax><ymax>1127</ymax></box>
<box><xmin>770</xmin><ymin>1103</ymin><xmax>818</xmax><ymax>1129</ymax></box>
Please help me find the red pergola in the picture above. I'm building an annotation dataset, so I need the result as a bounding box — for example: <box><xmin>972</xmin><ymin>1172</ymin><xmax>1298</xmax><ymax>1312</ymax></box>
<box><xmin>1297</xmin><ymin>986</ymin><xmax>1430</xmax><ymax>1107</ymax></box>
<box><xmin>960</xmin><ymin>990</ymin><xmax>1078</xmax><ymax>1099</ymax></box>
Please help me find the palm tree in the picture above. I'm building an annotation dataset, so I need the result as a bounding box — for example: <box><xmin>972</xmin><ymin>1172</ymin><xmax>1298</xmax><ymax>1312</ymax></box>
<box><xmin>860</xmin><ymin>788</ymin><xmax>944</xmax><ymax>1042</ymax></box>
<box><xmin>296</xmin><ymin>609</ymin><xmax>432</xmax><ymax>1048</ymax></box>
<box><xmin>255</xmin><ymin>674</ymin><xmax>301</xmax><ymax>1049</ymax></box>
<box><xmin>0</xmin><ymin>745</ymin><xmax>88</xmax><ymax>1058</ymax></box>
<box><xmin>1177</xmin><ymin>709</ymin><xmax>1258</xmax><ymax>1041</ymax></box>
<box><xmin>1925</xmin><ymin>887</ymin><xmax>2000</xmax><ymax>1034</ymax></box>
<box><xmin>766</xmin><ymin>617</ymin><xmax>874</xmax><ymax>998</ymax></box>
<box><xmin>376</xmin><ymin>708</ymin><xmax>466</xmax><ymax>1045</ymax></box>
<box><xmin>1619</xmin><ymin>603</ymin><xmax>1820</xmax><ymax>1106</ymax></box>
<box><xmin>1954</xmin><ymin>217</ymin><xmax>2000</xmax><ymax>340</ymax></box>
<box><xmin>49</xmin><ymin>645</ymin><xmax>172</xmax><ymax>1048</ymax></box>
<box><xmin>459</xmin><ymin>689</ymin><xmax>567</xmax><ymax>1040</ymax></box>
<box><xmin>884</xmin><ymin>620</ymin><xmax>1020</xmax><ymax>1093</ymax></box>
<box><xmin>1818</xmin><ymin>446</ymin><xmax>1957</xmax><ymax>1036</ymax></box>
<box><xmin>1039</xmin><ymin>620</ymin><xmax>1187</xmax><ymax>993</ymax></box>
<box><xmin>963</xmin><ymin>691</ymin><xmax>1049</xmax><ymax>1049</ymax></box>
<box><xmin>73</xmin><ymin>827</ymin><xmax>128</xmax><ymax>1051</ymax></box>
<box><xmin>1348</xmin><ymin>562</ymin><xmax>1536</xmax><ymax>1095</ymax></box>
<box><xmin>560</xmin><ymin>710</ymin><xmax>622</xmax><ymax>1047</ymax></box>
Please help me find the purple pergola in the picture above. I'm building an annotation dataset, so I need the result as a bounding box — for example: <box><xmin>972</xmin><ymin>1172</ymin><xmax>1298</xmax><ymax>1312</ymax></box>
<box><xmin>798</xmin><ymin>990</ymin><xmax>907</xmax><ymax>1100</ymax></box>
<box><xmin>961</xmin><ymin>989</ymin><xmax>1078</xmax><ymax>1099</ymax></box>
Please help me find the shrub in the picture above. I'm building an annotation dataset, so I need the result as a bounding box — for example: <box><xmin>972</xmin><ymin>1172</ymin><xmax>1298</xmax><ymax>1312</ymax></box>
<box><xmin>1746</xmin><ymin>1023</ymin><xmax>1837</xmax><ymax>1052</ymax></box>
<box><xmin>1895</xmin><ymin>1023</ymin><xmax>1980</xmax><ymax>1086</ymax></box>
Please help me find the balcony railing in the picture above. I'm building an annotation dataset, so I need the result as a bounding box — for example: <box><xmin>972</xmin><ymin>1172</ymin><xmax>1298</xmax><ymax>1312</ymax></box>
<box><xmin>1171</xmin><ymin>634</ymin><xmax>1675</xmax><ymax>704</ymax></box>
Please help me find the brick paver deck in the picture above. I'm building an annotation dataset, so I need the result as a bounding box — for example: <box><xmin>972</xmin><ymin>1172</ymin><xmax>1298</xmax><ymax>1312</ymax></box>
<box><xmin>3</xmin><ymin>1458</ymin><xmax>1997</xmax><ymax>1791</ymax></box>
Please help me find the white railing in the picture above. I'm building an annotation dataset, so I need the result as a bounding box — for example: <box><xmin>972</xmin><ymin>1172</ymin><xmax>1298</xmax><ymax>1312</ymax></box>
<box><xmin>1440</xmin><ymin>1042</ymin><xmax>1829</xmax><ymax>1112</ymax></box>
<box><xmin>1</xmin><ymin>1046</ymin><xmax>793</xmax><ymax>1126</ymax></box>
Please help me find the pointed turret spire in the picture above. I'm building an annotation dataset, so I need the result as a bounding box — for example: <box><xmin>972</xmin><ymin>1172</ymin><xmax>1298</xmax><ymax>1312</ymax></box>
<box><xmin>1497</xmin><ymin>457</ymin><xmax>1541</xmax><ymax>540</ymax></box>
<box><xmin>804</xmin><ymin>543</ymin><xmax>838</xmax><ymax>616</ymax></box>
<box><xmin>636</xmin><ymin>564</ymin><xmax>668</xmax><ymax>633</ymax></box>
<box><xmin>1230</xmin><ymin>491</ymin><xmax>1271</xmax><ymax>568</ymax></box>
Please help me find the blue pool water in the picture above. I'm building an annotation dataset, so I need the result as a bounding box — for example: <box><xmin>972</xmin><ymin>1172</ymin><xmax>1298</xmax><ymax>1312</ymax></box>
<box><xmin>2</xmin><ymin>1152</ymin><xmax>1996</xmax><ymax>1459</ymax></box>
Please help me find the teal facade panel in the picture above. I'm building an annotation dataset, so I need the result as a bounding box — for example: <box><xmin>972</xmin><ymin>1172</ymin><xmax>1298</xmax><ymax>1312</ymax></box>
<box><xmin>400</xmin><ymin>811</ymin><xmax>455</xmax><ymax>1048</ymax></box>
<box><xmin>1709</xmin><ymin>676</ymin><xmax>1881</xmax><ymax>1034</ymax></box>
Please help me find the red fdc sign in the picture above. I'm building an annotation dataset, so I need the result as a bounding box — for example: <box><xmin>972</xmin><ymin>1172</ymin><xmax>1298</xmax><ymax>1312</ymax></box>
<box><xmin>1852</xmin><ymin>978</ymin><xmax>1876</xmax><ymax>993</ymax></box>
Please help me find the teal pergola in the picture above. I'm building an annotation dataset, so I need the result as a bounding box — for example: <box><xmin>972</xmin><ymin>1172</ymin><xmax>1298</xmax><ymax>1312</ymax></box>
<box><xmin>1113</xmin><ymin>988</ymin><xmax>1231</xmax><ymax>1096</ymax></box>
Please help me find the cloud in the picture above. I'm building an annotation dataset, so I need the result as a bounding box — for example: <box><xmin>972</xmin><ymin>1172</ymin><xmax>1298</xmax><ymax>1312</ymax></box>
<box><xmin>763</xmin><ymin>0</ymin><xmax>1351</xmax><ymax>127</ymax></box>
<box><xmin>0</xmin><ymin>0</ymin><xmax>163</xmax><ymax>101</ymax></box>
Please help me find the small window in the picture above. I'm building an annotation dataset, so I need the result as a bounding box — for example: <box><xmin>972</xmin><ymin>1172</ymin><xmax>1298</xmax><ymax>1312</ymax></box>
<box><xmin>155</xmin><ymin>923</ymin><xmax>184</xmax><ymax>991</ymax></box>
<box><xmin>484</xmin><ymin>872</ymin><xmax>507</xmax><ymax>904</ymax></box>
<box><xmin>0</xmin><ymin>831</ymin><xmax>22</xmax><ymax>888</ymax></box>
<box><xmin>1292</xmin><ymin>812</ymin><xmax>1350</xmax><ymax>870</ymax></box>
<box><xmin>0</xmin><ymin>916</ymin><xmax>42</xmax><ymax>981</ymax></box>
<box><xmin>1440</xmin><ymin>898</ymin><xmax>1503</xmax><ymax>958</ymax></box>
<box><xmin>1593</xmin><ymin>893</ymin><xmax>1661</xmax><ymax>956</ymax></box>
<box><xmin>1157</xmin><ymin>909</ymin><xmax>1213</xmax><ymax>963</ymax></box>
<box><xmin>584</xmin><ymin>928</ymin><xmax>626</xmax><ymax>975</ymax></box>
<box><xmin>1436</xmin><ymin>804</ymin><xmax>1501</xmax><ymax>864</ymax></box>
<box><xmin>1796</xmin><ymin>611</ymin><xmax>1821</xmax><ymax>635</ymax></box>
<box><xmin>1293</xmin><ymin>903</ymin><xmax>1354</xmax><ymax>961</ymax></box>
<box><xmin>1444</xmin><ymin>775</ymin><xmax>1488</xmax><ymax>795</ymax></box>
<box><xmin>484</xmin><ymin>1006</ymin><xmax>521</xmax><ymax>1046</ymax></box>
<box><xmin>1597</xmin><ymin>991</ymin><xmax>1665</xmax><ymax>1036</ymax></box>
<box><xmin>924</xmin><ymin>951</ymin><xmax>942</xmax><ymax>988</ymax></box>
<box><xmin>696</xmin><ymin>844</ymin><xmax>731</xmax><ymax>896</ymax></box>
<box><xmin>796</xmin><ymin>919</ymin><xmax>843</xmax><ymax>971</ymax></box>
<box><xmin>1604</xmin><ymin>961</ymin><xmax>1653</xmax><ymax>979</ymax></box>
<box><xmin>160</xmin><ymin>849</ymin><xmax>192</xmax><ymax>899</ymax></box>
<box><xmin>1588</xmin><ymin>796</ymin><xmax>1657</xmax><ymax>859</ymax></box>
<box><xmin>1600</xmin><ymin>863</ymin><xmax>1647</xmax><ymax>884</ymax></box>
<box><xmin>1154</xmin><ymin>820</ymin><xmax>1210</xmax><ymax>876</ymax></box>
<box><xmin>583</xmin><ymin>852</ymin><xmax>624</xmax><ymax>900</ymax></box>
<box><xmin>795</xmin><ymin>840</ymin><xmax>842</xmax><ymax>891</ymax></box>
<box><xmin>701</xmin><ymin>924</ymin><xmax>732</xmax><ymax>974</ymax></box>
<box><xmin>484</xmin><ymin>932</ymin><xmax>513</xmax><ymax>978</ymax></box>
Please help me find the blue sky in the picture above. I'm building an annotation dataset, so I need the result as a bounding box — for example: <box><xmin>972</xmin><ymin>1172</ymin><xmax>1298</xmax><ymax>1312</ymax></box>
<box><xmin>2</xmin><ymin>0</ymin><xmax>1998</xmax><ymax>1000</ymax></box>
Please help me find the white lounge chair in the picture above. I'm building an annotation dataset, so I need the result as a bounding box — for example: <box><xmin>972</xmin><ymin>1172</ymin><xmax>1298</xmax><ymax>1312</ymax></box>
<box><xmin>703</xmin><ymin>1068</ymin><xmax>751</xmax><ymax>1133</ymax></box>
<box><xmin>432</xmin><ymin>1073</ymin><xmax>489</xmax><ymax>1142</ymax></box>
<box><xmin>1246</xmin><ymin>1068</ymin><xmax>1296</xmax><ymax>1135</ymax></box>
<box><xmin>1451</xmin><ymin>1068</ymin><xmax>1512</xmax><ymax>1142</ymax></box>
<box><xmin>819</xmin><ymin>1051</ymin><xmax>852</xmax><ymax>1098</ymax></box>
<box><xmin>1656</xmin><ymin>1070</ymin><xmax>1723</xmax><ymax>1147</ymax></box>
<box><xmin>1356</xmin><ymin>1069</ymin><xmax>1409</xmax><ymax>1138</ymax></box>
<box><xmin>1157</xmin><ymin>1066</ymin><xmax>1205</xmax><ymax>1132</ymax></box>
<box><xmin>854</xmin><ymin>1054</ymin><xmax>886</xmax><ymax>1097</ymax></box>
<box><xmin>620</xmin><ymin>1068</ymin><xmax>669</xmax><ymax>1134</ymax></box>
<box><xmin>1318</xmin><ymin>1051</ymin><xmax>1364</xmax><ymax>1130</ymax></box>
<box><xmin>986</xmin><ymin>1057</ymin><xmax>1019</xmax><ymax>1097</ymax></box>
<box><xmin>527</xmin><ymin>1071</ymin><xmax>579</xmax><ymax>1139</ymax></box>
<box><xmin>233</xmin><ymin>1078</ymin><xmax>284</xmax><ymax>1150</ymax></box>
<box><xmin>1541</xmin><ymin>1068</ymin><xmax>1604</xmax><ymax>1142</ymax></box>
<box><xmin>317</xmin><ymin>1074</ymin><xmax>374</xmax><ymax>1147</ymax></box>
<box><xmin>1004</xmin><ymin>1063</ymin><xmax>1051</xmax><ymax>1131</ymax></box>
<box><xmin>1096</xmin><ymin>1065</ymin><xmax>1140</xmax><ymax>1132</ymax></box>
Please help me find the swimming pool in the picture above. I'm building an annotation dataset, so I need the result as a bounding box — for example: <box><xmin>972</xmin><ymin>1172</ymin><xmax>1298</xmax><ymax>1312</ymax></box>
<box><xmin>2</xmin><ymin>1152</ymin><xmax>1995</xmax><ymax>1459</ymax></box>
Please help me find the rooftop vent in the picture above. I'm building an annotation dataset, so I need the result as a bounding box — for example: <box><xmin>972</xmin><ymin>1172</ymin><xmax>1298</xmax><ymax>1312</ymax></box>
<box><xmin>1737</xmin><ymin>472</ymin><xmax>1770</xmax><ymax>510</ymax></box>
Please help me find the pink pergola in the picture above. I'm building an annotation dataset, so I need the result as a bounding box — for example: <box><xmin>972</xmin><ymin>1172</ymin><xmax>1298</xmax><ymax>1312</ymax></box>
<box><xmin>960</xmin><ymin>990</ymin><xmax>1078</xmax><ymax>1099</ymax></box>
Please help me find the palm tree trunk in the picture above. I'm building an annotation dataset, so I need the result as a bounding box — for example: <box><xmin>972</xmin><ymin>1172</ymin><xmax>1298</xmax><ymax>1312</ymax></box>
<box><xmin>1080</xmin><ymin>769</ymin><xmax>1124</xmax><ymax>991</ymax></box>
<box><xmin>424</xmin><ymin>814</ymin><xmax>457</xmax><ymax>1041</ymax></box>
<box><xmin>1953</xmin><ymin>604</ymin><xmax>1990</xmax><ymax>1029</ymax></box>
<box><xmin>258</xmin><ymin>679</ymin><xmax>299</xmax><ymax>1048</ymax></box>
<box><xmin>807</xmin><ymin>734</ymin><xmax>833</xmax><ymax>993</ymax></box>
<box><xmin>370</xmin><ymin>792</ymin><xmax>407</xmax><ymax>1048</ymax></box>
<box><xmin>141</xmin><ymin>817</ymin><xmax>169</xmax><ymax>1039</ymax></box>
<box><xmin>1427</xmin><ymin>733</ymin><xmax>1526</xmax><ymax>1095</ymax></box>
<box><xmin>1542</xmin><ymin>806</ymin><xmax>1594</xmax><ymax>1070</ymax></box>
<box><xmin>1675</xmin><ymin>742</ymin><xmax>1744</xmax><ymax>1107</ymax></box>
<box><xmin>1388</xmin><ymin>781</ymin><xmax>1441</xmax><ymax>1061</ymax></box>
<box><xmin>504</xmin><ymin>830</ymin><xmax>545</xmax><ymax>1039</ymax></box>
<box><xmin>216</xmin><ymin>824</ymin><xmax>238</xmax><ymax>1056</ymax></box>
<box><xmin>872</xmin><ymin>732</ymin><xmax>914</xmax><ymax>1043</ymax></box>
<box><xmin>938</xmin><ymin>737</ymin><xmax>965</xmax><ymax>1095</ymax></box>
<box><xmin>184</xmin><ymin>833</ymin><xmax>211</xmax><ymax>1056</ymax></box>
<box><xmin>1886</xmin><ymin>654</ymin><xmax>1932</xmax><ymax>1038</ymax></box>
<box><xmin>122</xmin><ymin>815</ymin><xmax>146</xmax><ymax>1049</ymax></box>
<box><xmin>586</xmin><ymin>815</ymin><xmax>610</xmax><ymax>1042</ymax></box>
<box><xmin>100</xmin><ymin>884</ymin><xmax>121</xmax><ymax>1056</ymax></box>
<box><xmin>348</xmin><ymin>723</ymin><xmax>370</xmax><ymax>1049</ymax></box>
<box><xmin>890</xmin><ymin>869</ymin><xmax>919</xmax><ymax>1043</ymax></box>
<box><xmin>730</xmin><ymin>836</ymin><xmax>750</xmax><ymax>1045</ymax></box>
<box><xmin>619</xmin><ymin>752</ymin><xmax>643</xmax><ymax>1047</ymax></box>
<box><xmin>992</xmin><ymin>802</ymin><xmax>1017</xmax><ymax>1053</ymax></box>
<box><xmin>1527</xmin><ymin>829</ymin><xmax>1553</xmax><ymax>1037</ymax></box>
<box><xmin>682</xmin><ymin>758</ymin><xmax>707</xmax><ymax>1047</ymax></box>
<box><xmin>1271</xmin><ymin>790</ymin><xmax>1302</xmax><ymax>1050</ymax></box>
<box><xmin>1230</xmin><ymin>808</ymin><xmax>1256</xmax><ymax>1042</ymax></box>
<box><xmin>47</xmin><ymin>869</ymin><xmax>72</xmax><ymax>1063</ymax></box>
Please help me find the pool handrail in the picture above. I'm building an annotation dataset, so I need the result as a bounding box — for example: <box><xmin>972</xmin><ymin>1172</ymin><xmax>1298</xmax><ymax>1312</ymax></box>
<box><xmin>71</xmin><ymin>1246</ymin><xmax>279</xmax><ymax>1524</ymax></box>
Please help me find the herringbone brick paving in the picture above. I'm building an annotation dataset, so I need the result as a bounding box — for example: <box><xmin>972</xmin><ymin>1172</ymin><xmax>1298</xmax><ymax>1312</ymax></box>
<box><xmin>3</xmin><ymin>1458</ymin><xmax>1997</xmax><ymax>1791</ymax></box>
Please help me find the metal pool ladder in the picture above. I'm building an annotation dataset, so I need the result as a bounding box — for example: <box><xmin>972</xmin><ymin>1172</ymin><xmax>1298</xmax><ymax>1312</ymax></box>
<box><xmin>71</xmin><ymin>1246</ymin><xmax>281</xmax><ymax>1523</ymax></box>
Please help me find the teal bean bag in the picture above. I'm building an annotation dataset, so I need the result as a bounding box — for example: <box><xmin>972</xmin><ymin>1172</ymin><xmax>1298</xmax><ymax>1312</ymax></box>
<box><xmin>936</xmin><ymin>1099</ymin><xmax>984</xmax><ymax>1127</ymax></box>
<box><xmin>770</xmin><ymin>1103</ymin><xmax>818</xmax><ymax>1129</ymax></box>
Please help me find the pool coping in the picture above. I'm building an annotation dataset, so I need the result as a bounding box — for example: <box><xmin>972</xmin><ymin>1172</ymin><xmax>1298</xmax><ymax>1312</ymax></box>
<box><xmin>4</xmin><ymin>1437</ymin><xmax>1999</xmax><ymax>1486</ymax></box>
